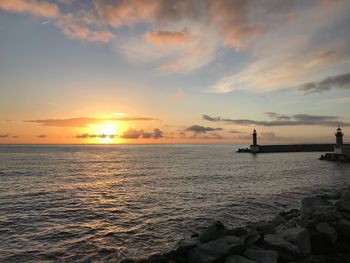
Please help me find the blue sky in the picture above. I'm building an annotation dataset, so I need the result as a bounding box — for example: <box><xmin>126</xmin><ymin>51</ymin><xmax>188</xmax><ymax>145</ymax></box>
<box><xmin>0</xmin><ymin>0</ymin><xmax>350</xmax><ymax>144</ymax></box>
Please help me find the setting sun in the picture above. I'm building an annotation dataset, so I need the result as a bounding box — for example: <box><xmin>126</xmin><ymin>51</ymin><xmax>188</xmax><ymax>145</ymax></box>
<box><xmin>88</xmin><ymin>122</ymin><xmax>119</xmax><ymax>144</ymax></box>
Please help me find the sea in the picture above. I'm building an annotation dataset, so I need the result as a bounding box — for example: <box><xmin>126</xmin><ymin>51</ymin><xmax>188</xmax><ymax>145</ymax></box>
<box><xmin>1</xmin><ymin>144</ymin><xmax>350</xmax><ymax>262</ymax></box>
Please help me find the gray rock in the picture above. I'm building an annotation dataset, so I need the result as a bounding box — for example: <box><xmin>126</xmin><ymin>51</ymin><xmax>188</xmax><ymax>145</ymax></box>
<box><xmin>248</xmin><ymin>220</ymin><xmax>275</xmax><ymax>235</ymax></box>
<box><xmin>199</xmin><ymin>221</ymin><xmax>226</xmax><ymax>243</ymax></box>
<box><xmin>175</xmin><ymin>238</ymin><xmax>200</xmax><ymax>255</ymax></box>
<box><xmin>301</xmin><ymin>197</ymin><xmax>332</xmax><ymax>218</ymax></box>
<box><xmin>244</xmin><ymin>248</ymin><xmax>278</xmax><ymax>263</ymax></box>
<box><xmin>316</xmin><ymin>222</ymin><xmax>338</xmax><ymax>243</ymax></box>
<box><xmin>278</xmin><ymin>227</ymin><xmax>310</xmax><ymax>256</ymax></box>
<box><xmin>311</xmin><ymin>206</ymin><xmax>342</xmax><ymax>222</ymax></box>
<box><xmin>225</xmin><ymin>255</ymin><xmax>257</xmax><ymax>263</ymax></box>
<box><xmin>243</xmin><ymin>228</ymin><xmax>261</xmax><ymax>248</ymax></box>
<box><xmin>262</xmin><ymin>234</ymin><xmax>301</xmax><ymax>261</ymax></box>
<box><xmin>188</xmin><ymin>236</ymin><xmax>244</xmax><ymax>263</ymax></box>
<box><xmin>336</xmin><ymin>219</ymin><xmax>350</xmax><ymax>239</ymax></box>
<box><xmin>338</xmin><ymin>189</ymin><xmax>350</xmax><ymax>212</ymax></box>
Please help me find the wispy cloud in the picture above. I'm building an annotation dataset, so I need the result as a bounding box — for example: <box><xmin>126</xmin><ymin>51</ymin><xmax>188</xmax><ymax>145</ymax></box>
<box><xmin>120</xmin><ymin>128</ymin><xmax>163</xmax><ymax>139</ymax></box>
<box><xmin>300</xmin><ymin>72</ymin><xmax>350</xmax><ymax>94</ymax></box>
<box><xmin>76</xmin><ymin>133</ymin><xmax>117</xmax><ymax>139</ymax></box>
<box><xmin>25</xmin><ymin>116</ymin><xmax>157</xmax><ymax>127</ymax></box>
<box><xmin>203</xmin><ymin>113</ymin><xmax>350</xmax><ymax>127</ymax></box>
<box><xmin>185</xmin><ymin>125</ymin><xmax>223</xmax><ymax>133</ymax></box>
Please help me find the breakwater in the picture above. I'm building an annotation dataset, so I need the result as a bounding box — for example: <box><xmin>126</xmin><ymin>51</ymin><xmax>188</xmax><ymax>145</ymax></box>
<box><xmin>125</xmin><ymin>187</ymin><xmax>350</xmax><ymax>263</ymax></box>
<box><xmin>238</xmin><ymin>144</ymin><xmax>336</xmax><ymax>153</ymax></box>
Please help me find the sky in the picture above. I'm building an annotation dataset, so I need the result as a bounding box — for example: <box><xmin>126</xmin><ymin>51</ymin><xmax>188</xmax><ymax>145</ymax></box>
<box><xmin>0</xmin><ymin>0</ymin><xmax>350</xmax><ymax>144</ymax></box>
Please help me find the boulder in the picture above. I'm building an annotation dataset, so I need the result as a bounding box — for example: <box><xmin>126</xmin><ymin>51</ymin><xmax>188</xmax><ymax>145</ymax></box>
<box><xmin>199</xmin><ymin>221</ymin><xmax>226</xmax><ymax>243</ymax></box>
<box><xmin>188</xmin><ymin>236</ymin><xmax>244</xmax><ymax>263</ymax></box>
<box><xmin>224</xmin><ymin>255</ymin><xmax>257</xmax><ymax>263</ymax></box>
<box><xmin>310</xmin><ymin>231</ymin><xmax>333</xmax><ymax>255</ymax></box>
<box><xmin>338</xmin><ymin>189</ymin><xmax>350</xmax><ymax>212</ymax></box>
<box><xmin>262</xmin><ymin>234</ymin><xmax>301</xmax><ymax>261</ymax></box>
<box><xmin>278</xmin><ymin>227</ymin><xmax>310</xmax><ymax>256</ymax></box>
<box><xmin>301</xmin><ymin>197</ymin><xmax>332</xmax><ymax>218</ymax></box>
<box><xmin>316</xmin><ymin>222</ymin><xmax>338</xmax><ymax>243</ymax></box>
<box><xmin>336</xmin><ymin>219</ymin><xmax>350</xmax><ymax>239</ymax></box>
<box><xmin>243</xmin><ymin>248</ymin><xmax>278</xmax><ymax>263</ymax></box>
<box><xmin>243</xmin><ymin>228</ymin><xmax>261</xmax><ymax>248</ymax></box>
<box><xmin>247</xmin><ymin>220</ymin><xmax>276</xmax><ymax>235</ymax></box>
<box><xmin>174</xmin><ymin>238</ymin><xmax>200</xmax><ymax>255</ymax></box>
<box><xmin>279</xmin><ymin>209</ymin><xmax>300</xmax><ymax>221</ymax></box>
<box><xmin>311</xmin><ymin>206</ymin><xmax>342</xmax><ymax>222</ymax></box>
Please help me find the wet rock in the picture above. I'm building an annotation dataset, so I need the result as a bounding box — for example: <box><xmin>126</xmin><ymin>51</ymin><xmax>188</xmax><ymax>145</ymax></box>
<box><xmin>279</xmin><ymin>209</ymin><xmax>300</xmax><ymax>221</ymax></box>
<box><xmin>188</xmin><ymin>236</ymin><xmax>244</xmax><ymax>263</ymax></box>
<box><xmin>336</xmin><ymin>219</ymin><xmax>350</xmax><ymax>239</ymax></box>
<box><xmin>338</xmin><ymin>189</ymin><xmax>350</xmax><ymax>212</ymax></box>
<box><xmin>278</xmin><ymin>227</ymin><xmax>310</xmax><ymax>256</ymax></box>
<box><xmin>262</xmin><ymin>234</ymin><xmax>301</xmax><ymax>261</ymax></box>
<box><xmin>174</xmin><ymin>238</ymin><xmax>200</xmax><ymax>255</ymax></box>
<box><xmin>243</xmin><ymin>248</ymin><xmax>278</xmax><ymax>263</ymax></box>
<box><xmin>316</xmin><ymin>222</ymin><xmax>338</xmax><ymax>243</ymax></box>
<box><xmin>301</xmin><ymin>197</ymin><xmax>332</xmax><ymax>218</ymax></box>
<box><xmin>199</xmin><ymin>221</ymin><xmax>226</xmax><ymax>243</ymax></box>
<box><xmin>243</xmin><ymin>228</ymin><xmax>261</xmax><ymax>248</ymax></box>
<box><xmin>311</xmin><ymin>206</ymin><xmax>342</xmax><ymax>222</ymax></box>
<box><xmin>225</xmin><ymin>254</ymin><xmax>257</xmax><ymax>263</ymax></box>
<box><xmin>310</xmin><ymin>231</ymin><xmax>333</xmax><ymax>255</ymax></box>
<box><xmin>247</xmin><ymin>220</ymin><xmax>276</xmax><ymax>235</ymax></box>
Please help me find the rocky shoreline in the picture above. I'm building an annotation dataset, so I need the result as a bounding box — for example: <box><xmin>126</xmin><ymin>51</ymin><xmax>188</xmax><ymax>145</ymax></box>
<box><xmin>122</xmin><ymin>187</ymin><xmax>350</xmax><ymax>263</ymax></box>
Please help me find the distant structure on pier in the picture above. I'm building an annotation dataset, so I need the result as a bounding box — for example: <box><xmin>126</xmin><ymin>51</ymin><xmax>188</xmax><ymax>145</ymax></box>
<box><xmin>237</xmin><ymin>127</ymin><xmax>348</xmax><ymax>154</ymax></box>
<box><xmin>320</xmin><ymin>127</ymin><xmax>350</xmax><ymax>161</ymax></box>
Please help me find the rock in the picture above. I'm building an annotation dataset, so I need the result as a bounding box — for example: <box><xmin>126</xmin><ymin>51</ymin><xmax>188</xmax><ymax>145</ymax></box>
<box><xmin>336</xmin><ymin>219</ymin><xmax>350</xmax><ymax>239</ymax></box>
<box><xmin>243</xmin><ymin>228</ymin><xmax>261</xmax><ymax>248</ymax></box>
<box><xmin>224</xmin><ymin>255</ymin><xmax>257</xmax><ymax>263</ymax></box>
<box><xmin>247</xmin><ymin>220</ymin><xmax>275</xmax><ymax>235</ymax></box>
<box><xmin>278</xmin><ymin>227</ymin><xmax>310</xmax><ymax>256</ymax></box>
<box><xmin>310</xmin><ymin>231</ymin><xmax>333</xmax><ymax>255</ymax></box>
<box><xmin>275</xmin><ymin>219</ymin><xmax>297</xmax><ymax>232</ymax></box>
<box><xmin>311</xmin><ymin>206</ymin><xmax>342</xmax><ymax>222</ymax></box>
<box><xmin>262</xmin><ymin>234</ymin><xmax>301</xmax><ymax>261</ymax></box>
<box><xmin>338</xmin><ymin>189</ymin><xmax>350</xmax><ymax>212</ymax></box>
<box><xmin>279</xmin><ymin>209</ymin><xmax>300</xmax><ymax>221</ymax></box>
<box><xmin>199</xmin><ymin>221</ymin><xmax>226</xmax><ymax>243</ymax></box>
<box><xmin>188</xmin><ymin>236</ymin><xmax>244</xmax><ymax>263</ymax></box>
<box><xmin>316</xmin><ymin>222</ymin><xmax>338</xmax><ymax>243</ymax></box>
<box><xmin>301</xmin><ymin>197</ymin><xmax>332</xmax><ymax>218</ymax></box>
<box><xmin>174</xmin><ymin>238</ymin><xmax>200</xmax><ymax>255</ymax></box>
<box><xmin>243</xmin><ymin>248</ymin><xmax>278</xmax><ymax>263</ymax></box>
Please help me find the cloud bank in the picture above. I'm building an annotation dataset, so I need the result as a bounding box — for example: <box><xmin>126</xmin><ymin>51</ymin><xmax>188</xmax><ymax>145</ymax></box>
<box><xmin>25</xmin><ymin>116</ymin><xmax>156</xmax><ymax>127</ymax></box>
<box><xmin>203</xmin><ymin>113</ymin><xmax>350</xmax><ymax>127</ymax></box>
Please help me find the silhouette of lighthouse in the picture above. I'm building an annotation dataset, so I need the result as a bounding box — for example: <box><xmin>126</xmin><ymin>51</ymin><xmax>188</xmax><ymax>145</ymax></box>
<box><xmin>334</xmin><ymin>126</ymin><xmax>344</xmax><ymax>154</ymax></box>
<box><xmin>252</xmin><ymin>129</ymin><xmax>257</xmax><ymax>146</ymax></box>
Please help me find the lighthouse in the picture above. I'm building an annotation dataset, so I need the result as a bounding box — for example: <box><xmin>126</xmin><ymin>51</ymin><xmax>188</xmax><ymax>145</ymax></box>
<box><xmin>253</xmin><ymin>129</ymin><xmax>257</xmax><ymax>146</ymax></box>
<box><xmin>250</xmin><ymin>129</ymin><xmax>259</xmax><ymax>153</ymax></box>
<box><xmin>334</xmin><ymin>127</ymin><xmax>344</xmax><ymax>154</ymax></box>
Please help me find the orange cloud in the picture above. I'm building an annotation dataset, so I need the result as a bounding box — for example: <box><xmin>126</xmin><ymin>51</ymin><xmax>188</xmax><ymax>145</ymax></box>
<box><xmin>0</xmin><ymin>0</ymin><xmax>59</xmax><ymax>18</ymax></box>
<box><xmin>209</xmin><ymin>0</ymin><xmax>265</xmax><ymax>49</ymax></box>
<box><xmin>144</xmin><ymin>30</ymin><xmax>193</xmax><ymax>47</ymax></box>
<box><xmin>56</xmin><ymin>14</ymin><xmax>115</xmax><ymax>43</ymax></box>
<box><xmin>25</xmin><ymin>116</ymin><xmax>157</xmax><ymax>127</ymax></box>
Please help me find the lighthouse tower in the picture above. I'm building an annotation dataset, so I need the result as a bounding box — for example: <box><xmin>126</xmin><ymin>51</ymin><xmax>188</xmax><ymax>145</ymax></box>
<box><xmin>334</xmin><ymin>127</ymin><xmax>344</xmax><ymax>154</ymax></box>
<box><xmin>250</xmin><ymin>129</ymin><xmax>259</xmax><ymax>153</ymax></box>
<box><xmin>253</xmin><ymin>129</ymin><xmax>257</xmax><ymax>146</ymax></box>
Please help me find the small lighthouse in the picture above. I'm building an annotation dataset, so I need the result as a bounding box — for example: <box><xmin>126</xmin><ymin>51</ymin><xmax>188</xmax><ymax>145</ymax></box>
<box><xmin>250</xmin><ymin>129</ymin><xmax>259</xmax><ymax>153</ymax></box>
<box><xmin>334</xmin><ymin>127</ymin><xmax>344</xmax><ymax>154</ymax></box>
<box><xmin>253</xmin><ymin>129</ymin><xmax>257</xmax><ymax>146</ymax></box>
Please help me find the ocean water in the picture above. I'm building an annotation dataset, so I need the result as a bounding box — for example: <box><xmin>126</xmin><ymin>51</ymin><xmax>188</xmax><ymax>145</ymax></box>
<box><xmin>1</xmin><ymin>144</ymin><xmax>350</xmax><ymax>262</ymax></box>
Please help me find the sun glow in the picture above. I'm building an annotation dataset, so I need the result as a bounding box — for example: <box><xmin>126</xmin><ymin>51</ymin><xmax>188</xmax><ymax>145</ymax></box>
<box><xmin>89</xmin><ymin>122</ymin><xmax>119</xmax><ymax>144</ymax></box>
